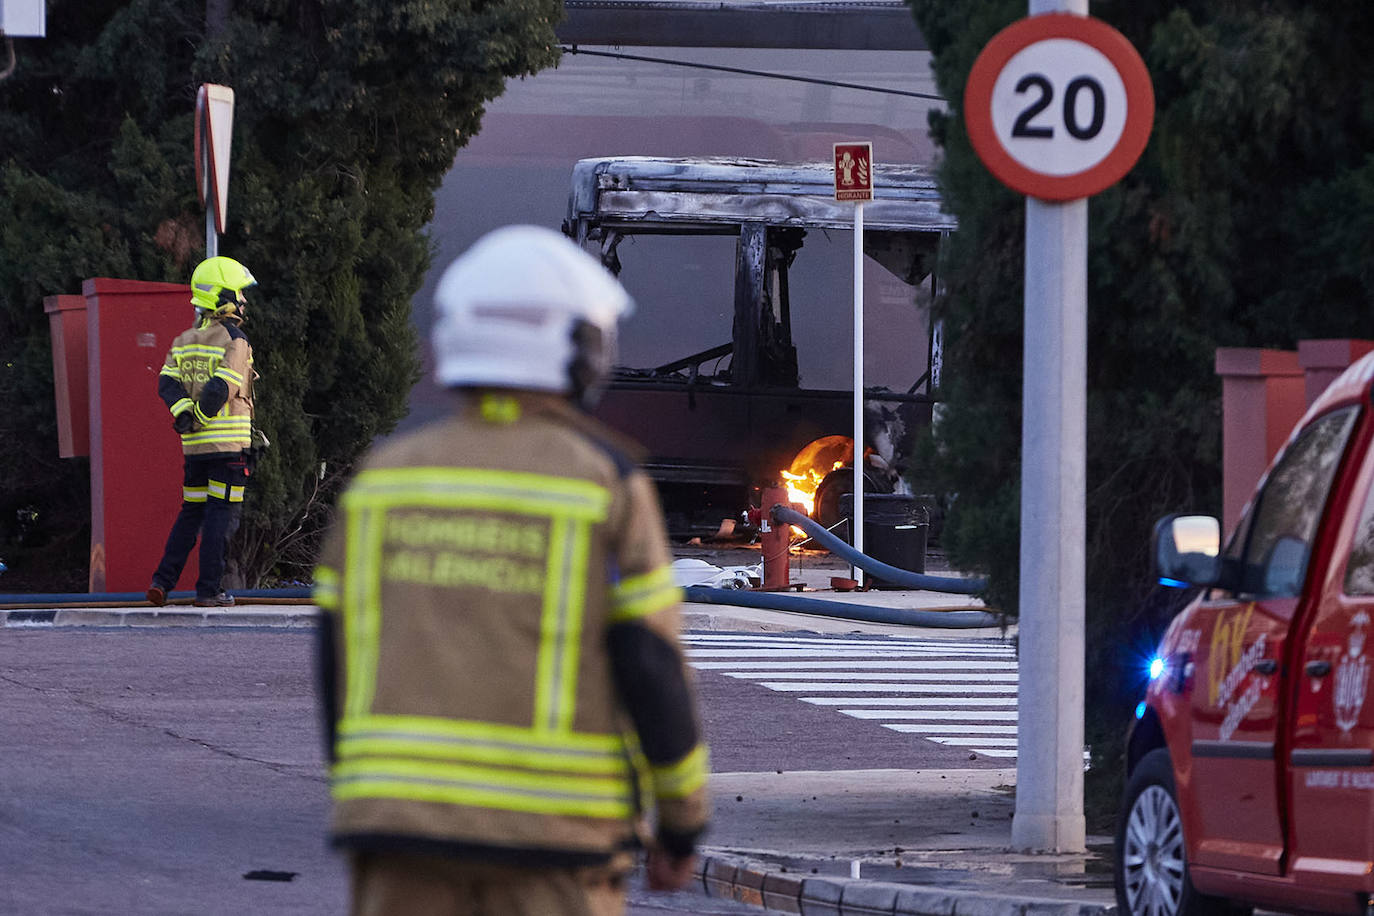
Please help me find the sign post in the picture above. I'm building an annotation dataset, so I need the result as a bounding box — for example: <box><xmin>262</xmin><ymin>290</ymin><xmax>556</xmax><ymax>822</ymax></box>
<box><xmin>964</xmin><ymin>5</ymin><xmax>1153</xmax><ymax>852</ymax></box>
<box><xmin>834</xmin><ymin>142</ymin><xmax>874</xmax><ymax>584</ymax></box>
<box><xmin>194</xmin><ymin>83</ymin><xmax>235</xmax><ymax>258</ymax></box>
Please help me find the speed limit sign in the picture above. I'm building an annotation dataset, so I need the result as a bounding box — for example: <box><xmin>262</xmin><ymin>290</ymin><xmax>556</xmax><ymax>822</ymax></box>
<box><xmin>964</xmin><ymin>13</ymin><xmax>1153</xmax><ymax>201</ymax></box>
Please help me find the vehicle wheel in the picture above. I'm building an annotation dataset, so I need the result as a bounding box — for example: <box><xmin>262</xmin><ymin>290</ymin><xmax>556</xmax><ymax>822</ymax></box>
<box><xmin>1115</xmin><ymin>748</ymin><xmax>1250</xmax><ymax>916</ymax></box>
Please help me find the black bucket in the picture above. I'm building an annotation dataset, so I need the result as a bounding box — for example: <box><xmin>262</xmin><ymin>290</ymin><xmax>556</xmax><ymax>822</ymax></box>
<box><xmin>838</xmin><ymin>493</ymin><xmax>930</xmax><ymax>587</ymax></box>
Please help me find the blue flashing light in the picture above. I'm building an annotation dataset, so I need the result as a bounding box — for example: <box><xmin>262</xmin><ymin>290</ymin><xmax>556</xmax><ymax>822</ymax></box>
<box><xmin>1135</xmin><ymin>700</ymin><xmax>1147</xmax><ymax>720</ymax></box>
<box><xmin>1149</xmin><ymin>657</ymin><xmax>1166</xmax><ymax>680</ymax></box>
<box><xmin>1158</xmin><ymin>576</ymin><xmax>1188</xmax><ymax>588</ymax></box>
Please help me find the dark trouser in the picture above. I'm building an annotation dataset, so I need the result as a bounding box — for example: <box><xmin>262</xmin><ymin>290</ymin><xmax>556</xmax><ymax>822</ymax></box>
<box><xmin>349</xmin><ymin>852</ymin><xmax>629</xmax><ymax>916</ymax></box>
<box><xmin>152</xmin><ymin>452</ymin><xmax>248</xmax><ymax>599</ymax></box>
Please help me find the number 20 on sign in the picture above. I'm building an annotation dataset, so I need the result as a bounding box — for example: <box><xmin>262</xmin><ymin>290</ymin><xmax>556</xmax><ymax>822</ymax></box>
<box><xmin>964</xmin><ymin>14</ymin><xmax>1153</xmax><ymax>201</ymax></box>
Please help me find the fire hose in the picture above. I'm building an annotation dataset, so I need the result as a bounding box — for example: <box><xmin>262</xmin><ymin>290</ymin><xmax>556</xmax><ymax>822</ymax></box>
<box><xmin>771</xmin><ymin>504</ymin><xmax>988</xmax><ymax>594</ymax></box>
<box><xmin>683</xmin><ymin>585</ymin><xmax>1001</xmax><ymax>628</ymax></box>
<box><xmin>682</xmin><ymin>504</ymin><xmax>1000</xmax><ymax>629</ymax></box>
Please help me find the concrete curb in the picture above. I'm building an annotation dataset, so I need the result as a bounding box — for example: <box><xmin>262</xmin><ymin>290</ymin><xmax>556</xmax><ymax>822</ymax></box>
<box><xmin>0</xmin><ymin>607</ymin><xmax>319</xmax><ymax>628</ymax></box>
<box><xmin>697</xmin><ymin>853</ymin><xmax>1115</xmax><ymax>916</ymax></box>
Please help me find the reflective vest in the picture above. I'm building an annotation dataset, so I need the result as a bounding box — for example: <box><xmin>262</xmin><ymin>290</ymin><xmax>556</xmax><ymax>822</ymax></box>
<box><xmin>314</xmin><ymin>393</ymin><xmax>708</xmax><ymax>861</ymax></box>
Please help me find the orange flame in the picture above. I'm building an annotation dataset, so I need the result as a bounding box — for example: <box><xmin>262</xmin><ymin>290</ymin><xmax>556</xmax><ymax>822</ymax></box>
<box><xmin>780</xmin><ymin>460</ymin><xmax>844</xmax><ymax>516</ymax></box>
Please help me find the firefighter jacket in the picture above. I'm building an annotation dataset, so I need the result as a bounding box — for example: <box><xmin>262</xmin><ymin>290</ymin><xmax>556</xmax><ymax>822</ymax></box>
<box><xmin>313</xmin><ymin>390</ymin><xmax>710</xmax><ymax>867</ymax></box>
<box><xmin>157</xmin><ymin>318</ymin><xmax>254</xmax><ymax>456</ymax></box>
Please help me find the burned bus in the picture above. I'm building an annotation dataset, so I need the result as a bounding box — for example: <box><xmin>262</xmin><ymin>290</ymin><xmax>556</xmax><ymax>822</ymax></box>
<box><xmin>563</xmin><ymin>156</ymin><xmax>955</xmax><ymax>536</ymax></box>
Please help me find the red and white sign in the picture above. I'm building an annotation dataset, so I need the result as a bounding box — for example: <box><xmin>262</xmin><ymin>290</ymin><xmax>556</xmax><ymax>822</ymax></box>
<box><xmin>194</xmin><ymin>84</ymin><xmax>236</xmax><ymax>235</ymax></box>
<box><xmin>833</xmin><ymin>142</ymin><xmax>873</xmax><ymax>202</ymax></box>
<box><xmin>964</xmin><ymin>14</ymin><xmax>1153</xmax><ymax>201</ymax></box>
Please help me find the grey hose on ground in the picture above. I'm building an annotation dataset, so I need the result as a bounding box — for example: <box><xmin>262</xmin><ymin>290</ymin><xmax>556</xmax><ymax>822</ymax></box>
<box><xmin>684</xmin><ymin>585</ymin><xmax>1001</xmax><ymax>628</ymax></box>
<box><xmin>770</xmin><ymin>504</ymin><xmax>988</xmax><ymax>594</ymax></box>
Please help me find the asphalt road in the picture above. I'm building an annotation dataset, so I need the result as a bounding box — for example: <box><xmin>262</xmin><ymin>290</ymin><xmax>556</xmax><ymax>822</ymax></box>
<box><xmin>0</xmin><ymin>627</ymin><xmax>1014</xmax><ymax>914</ymax></box>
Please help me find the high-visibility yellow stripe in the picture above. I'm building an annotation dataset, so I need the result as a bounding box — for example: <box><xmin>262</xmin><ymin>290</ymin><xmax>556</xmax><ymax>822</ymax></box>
<box><xmin>214</xmin><ymin>367</ymin><xmax>244</xmax><ymax>386</ymax></box>
<box><xmin>182</xmin><ymin>486</ymin><xmax>208</xmax><ymax>503</ymax></box>
<box><xmin>343</xmin><ymin>507</ymin><xmax>383</xmax><ymax>717</ymax></box>
<box><xmin>172</xmin><ymin>344</ymin><xmax>227</xmax><ymax>359</ymax></box>
<box><xmin>168</xmin><ymin>397</ymin><xmax>194</xmax><ymax>416</ymax></box>
<box><xmin>343</xmin><ymin>468</ymin><xmax>609</xmax><ymax>521</ymax></box>
<box><xmin>610</xmin><ymin>566</ymin><xmax>682</xmax><ymax>622</ymax></box>
<box><xmin>333</xmin><ymin>756</ymin><xmax>629</xmax><ymax>797</ymax></box>
<box><xmin>535</xmin><ymin>516</ymin><xmax>571</xmax><ymax>732</ymax></box>
<box><xmin>207</xmin><ymin>480</ymin><xmax>227</xmax><ymax>499</ymax></box>
<box><xmin>336</xmin><ymin>734</ymin><xmax>628</xmax><ymax>776</ymax></box>
<box><xmin>228</xmin><ymin>486</ymin><xmax>245</xmax><ymax>503</ymax></box>
<box><xmin>556</xmin><ymin>522</ymin><xmax>592</xmax><ymax>732</ymax></box>
<box><xmin>314</xmin><ymin>566</ymin><xmax>340</xmax><ymax>611</ymax></box>
<box><xmin>332</xmin><ymin>775</ymin><xmax>633</xmax><ymax>819</ymax></box>
<box><xmin>651</xmin><ymin>744</ymin><xmax>709</xmax><ymax>799</ymax></box>
<box><xmin>181</xmin><ymin>433</ymin><xmax>251</xmax><ymax>447</ymax></box>
<box><xmin>340</xmin><ymin>714</ymin><xmax>625</xmax><ymax>752</ymax></box>
<box><xmin>162</xmin><ymin>366</ymin><xmax>184</xmax><ymax>380</ymax></box>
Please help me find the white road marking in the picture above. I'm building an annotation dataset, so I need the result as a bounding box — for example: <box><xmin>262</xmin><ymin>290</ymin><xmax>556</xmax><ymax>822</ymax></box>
<box><xmin>928</xmin><ymin>737</ymin><xmax>1020</xmax><ymax>747</ymax></box>
<box><xmin>726</xmin><ymin>671</ymin><xmax>1017</xmax><ymax>681</ymax></box>
<box><xmin>761</xmin><ymin>682</ymin><xmax>1015</xmax><ymax>693</ymax></box>
<box><xmin>842</xmin><ymin>709</ymin><xmax>1019</xmax><ymax>720</ymax></box>
<box><xmin>692</xmin><ymin>660</ymin><xmax>1017</xmax><ymax>670</ymax></box>
<box><xmin>684</xmin><ymin>633</ymin><xmax>1020</xmax><ymax>759</ymax></box>
<box><xmin>801</xmin><ymin>696</ymin><xmax>1016</xmax><ymax>706</ymax></box>
<box><xmin>687</xmin><ymin>648</ymin><xmax>1013</xmax><ymax>658</ymax></box>
<box><xmin>882</xmin><ymin>724</ymin><xmax>1017</xmax><ymax>734</ymax></box>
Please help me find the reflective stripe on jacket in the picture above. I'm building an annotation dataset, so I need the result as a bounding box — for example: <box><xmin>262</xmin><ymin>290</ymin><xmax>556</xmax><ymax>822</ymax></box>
<box><xmin>314</xmin><ymin>392</ymin><xmax>708</xmax><ymax>863</ymax></box>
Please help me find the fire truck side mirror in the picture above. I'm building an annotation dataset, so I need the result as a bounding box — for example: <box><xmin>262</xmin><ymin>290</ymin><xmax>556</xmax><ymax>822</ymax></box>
<box><xmin>1154</xmin><ymin>514</ymin><xmax>1222</xmax><ymax>588</ymax></box>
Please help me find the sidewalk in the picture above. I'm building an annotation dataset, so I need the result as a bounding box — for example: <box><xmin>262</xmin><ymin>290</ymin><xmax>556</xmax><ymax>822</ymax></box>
<box><xmin>0</xmin><ymin>556</ymin><xmax>1118</xmax><ymax>916</ymax></box>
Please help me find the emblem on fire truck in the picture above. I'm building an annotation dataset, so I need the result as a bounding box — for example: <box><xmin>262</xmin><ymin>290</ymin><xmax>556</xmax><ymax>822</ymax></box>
<box><xmin>1334</xmin><ymin>610</ymin><xmax>1371</xmax><ymax>734</ymax></box>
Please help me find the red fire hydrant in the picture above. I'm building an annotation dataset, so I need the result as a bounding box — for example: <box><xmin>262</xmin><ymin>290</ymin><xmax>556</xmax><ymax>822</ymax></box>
<box><xmin>759</xmin><ymin>485</ymin><xmax>795</xmax><ymax>590</ymax></box>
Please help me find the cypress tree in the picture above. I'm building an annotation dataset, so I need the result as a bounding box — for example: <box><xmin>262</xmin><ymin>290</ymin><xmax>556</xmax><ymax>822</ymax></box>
<box><xmin>0</xmin><ymin>0</ymin><xmax>561</xmax><ymax>589</ymax></box>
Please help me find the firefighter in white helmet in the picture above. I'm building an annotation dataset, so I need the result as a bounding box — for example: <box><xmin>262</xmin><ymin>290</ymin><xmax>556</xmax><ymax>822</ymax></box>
<box><xmin>313</xmin><ymin>226</ymin><xmax>710</xmax><ymax>916</ymax></box>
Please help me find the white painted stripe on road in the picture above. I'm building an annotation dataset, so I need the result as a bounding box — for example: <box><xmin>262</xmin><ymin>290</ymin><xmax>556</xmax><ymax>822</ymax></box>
<box><xmin>684</xmin><ymin>635</ymin><xmax>1010</xmax><ymax>651</ymax></box>
<box><xmin>723</xmin><ymin>671</ymin><xmax>1018</xmax><ymax>682</ymax></box>
<box><xmin>966</xmin><ymin>748</ymin><xmax>1019</xmax><ymax>758</ymax></box>
<box><xmin>928</xmin><ymin>737</ymin><xmax>1020</xmax><ymax>747</ymax></box>
<box><xmin>842</xmin><ymin>709</ymin><xmax>1019</xmax><ymax>720</ymax></box>
<box><xmin>801</xmin><ymin>696</ymin><xmax>1017</xmax><ymax>706</ymax></box>
<box><xmin>687</xmin><ymin>648</ymin><xmax>1013</xmax><ymax>659</ymax></box>
<box><xmin>684</xmin><ymin>637</ymin><xmax>1013</xmax><ymax>650</ymax></box>
<box><xmin>882</xmin><ymin>724</ymin><xmax>1017</xmax><ymax>734</ymax></box>
<box><xmin>760</xmin><ymin>682</ymin><xmax>1016</xmax><ymax>693</ymax></box>
<box><xmin>692</xmin><ymin>660</ymin><xmax>1017</xmax><ymax>670</ymax></box>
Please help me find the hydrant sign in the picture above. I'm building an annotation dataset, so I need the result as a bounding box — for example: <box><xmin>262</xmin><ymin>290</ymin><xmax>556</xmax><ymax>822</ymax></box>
<box><xmin>964</xmin><ymin>14</ymin><xmax>1153</xmax><ymax>201</ymax></box>
<box><xmin>833</xmin><ymin>142</ymin><xmax>873</xmax><ymax>202</ymax></box>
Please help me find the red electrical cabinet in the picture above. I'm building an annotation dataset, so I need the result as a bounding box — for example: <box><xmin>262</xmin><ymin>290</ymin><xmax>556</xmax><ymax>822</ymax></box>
<box><xmin>48</xmin><ymin>278</ymin><xmax>199</xmax><ymax>593</ymax></box>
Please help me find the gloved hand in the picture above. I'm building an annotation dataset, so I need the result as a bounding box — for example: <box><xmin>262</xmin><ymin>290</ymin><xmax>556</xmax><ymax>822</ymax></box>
<box><xmin>173</xmin><ymin>412</ymin><xmax>195</xmax><ymax>434</ymax></box>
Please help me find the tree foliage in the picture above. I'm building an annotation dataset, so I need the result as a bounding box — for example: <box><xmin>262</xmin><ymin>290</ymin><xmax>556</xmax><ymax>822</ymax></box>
<box><xmin>909</xmin><ymin>0</ymin><xmax>1374</xmax><ymax>820</ymax></box>
<box><xmin>0</xmin><ymin>0</ymin><xmax>561</xmax><ymax>588</ymax></box>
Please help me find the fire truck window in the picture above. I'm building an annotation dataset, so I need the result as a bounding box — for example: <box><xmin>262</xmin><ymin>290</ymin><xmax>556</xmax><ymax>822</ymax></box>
<box><xmin>1344</xmin><ymin>454</ymin><xmax>1374</xmax><ymax>596</ymax></box>
<box><xmin>1236</xmin><ymin>406</ymin><xmax>1358</xmax><ymax>598</ymax></box>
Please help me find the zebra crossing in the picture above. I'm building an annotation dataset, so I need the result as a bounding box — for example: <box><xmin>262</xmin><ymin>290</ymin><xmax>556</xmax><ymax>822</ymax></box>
<box><xmin>683</xmin><ymin>632</ymin><xmax>1020</xmax><ymax>758</ymax></box>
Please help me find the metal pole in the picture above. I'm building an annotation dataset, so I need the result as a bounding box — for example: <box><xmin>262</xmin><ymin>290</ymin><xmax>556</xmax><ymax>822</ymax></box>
<box><xmin>852</xmin><ymin>201</ymin><xmax>865</xmax><ymax>585</ymax></box>
<box><xmin>1012</xmin><ymin>0</ymin><xmax>1088</xmax><ymax>854</ymax></box>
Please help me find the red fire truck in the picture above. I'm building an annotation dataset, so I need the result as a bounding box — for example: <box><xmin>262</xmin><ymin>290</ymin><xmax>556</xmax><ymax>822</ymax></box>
<box><xmin>1118</xmin><ymin>353</ymin><xmax>1374</xmax><ymax>915</ymax></box>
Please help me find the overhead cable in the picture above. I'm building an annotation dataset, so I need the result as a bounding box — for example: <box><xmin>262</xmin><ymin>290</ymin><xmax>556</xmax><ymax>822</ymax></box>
<box><xmin>559</xmin><ymin>45</ymin><xmax>946</xmax><ymax>102</ymax></box>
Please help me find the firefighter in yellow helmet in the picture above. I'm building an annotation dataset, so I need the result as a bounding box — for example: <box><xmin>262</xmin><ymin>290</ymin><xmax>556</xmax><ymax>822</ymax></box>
<box><xmin>146</xmin><ymin>256</ymin><xmax>258</xmax><ymax>608</ymax></box>
<box><xmin>312</xmin><ymin>226</ymin><xmax>710</xmax><ymax>916</ymax></box>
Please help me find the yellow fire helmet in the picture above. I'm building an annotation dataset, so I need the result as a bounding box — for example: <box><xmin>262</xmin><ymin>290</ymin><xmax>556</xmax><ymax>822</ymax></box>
<box><xmin>190</xmin><ymin>256</ymin><xmax>257</xmax><ymax>323</ymax></box>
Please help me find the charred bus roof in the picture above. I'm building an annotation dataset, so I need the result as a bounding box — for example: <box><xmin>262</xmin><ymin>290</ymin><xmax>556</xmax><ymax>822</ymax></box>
<box><xmin>565</xmin><ymin>156</ymin><xmax>957</xmax><ymax>237</ymax></box>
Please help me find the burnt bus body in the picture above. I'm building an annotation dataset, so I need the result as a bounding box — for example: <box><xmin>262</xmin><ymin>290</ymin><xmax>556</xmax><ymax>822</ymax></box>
<box><xmin>563</xmin><ymin>157</ymin><xmax>956</xmax><ymax>535</ymax></box>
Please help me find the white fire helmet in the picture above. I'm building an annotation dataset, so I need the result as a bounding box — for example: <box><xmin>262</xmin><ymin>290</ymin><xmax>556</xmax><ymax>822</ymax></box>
<box><xmin>432</xmin><ymin>225</ymin><xmax>634</xmax><ymax>404</ymax></box>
